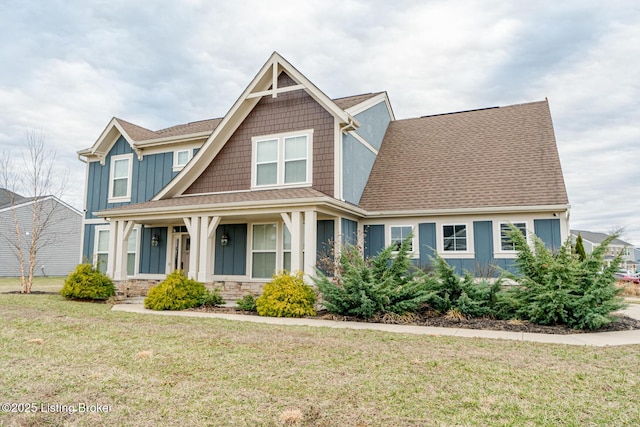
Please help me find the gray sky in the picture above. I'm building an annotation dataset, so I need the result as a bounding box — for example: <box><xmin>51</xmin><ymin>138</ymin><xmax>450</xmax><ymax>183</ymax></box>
<box><xmin>1</xmin><ymin>0</ymin><xmax>638</xmax><ymax>244</ymax></box>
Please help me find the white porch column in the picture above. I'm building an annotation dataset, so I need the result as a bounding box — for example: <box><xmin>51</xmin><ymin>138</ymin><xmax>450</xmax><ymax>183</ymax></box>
<box><xmin>199</xmin><ymin>216</ymin><xmax>220</xmax><ymax>282</ymax></box>
<box><xmin>185</xmin><ymin>216</ymin><xmax>200</xmax><ymax>280</ymax></box>
<box><xmin>303</xmin><ymin>210</ymin><xmax>317</xmax><ymax>277</ymax></box>
<box><xmin>113</xmin><ymin>220</ymin><xmax>134</xmax><ymax>281</ymax></box>
<box><xmin>291</xmin><ymin>211</ymin><xmax>303</xmax><ymax>272</ymax></box>
<box><xmin>106</xmin><ymin>220</ymin><xmax>118</xmax><ymax>278</ymax></box>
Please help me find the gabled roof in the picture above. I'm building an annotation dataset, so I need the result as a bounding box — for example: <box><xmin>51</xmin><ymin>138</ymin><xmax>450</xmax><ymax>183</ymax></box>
<box><xmin>359</xmin><ymin>100</ymin><xmax>570</xmax><ymax>213</ymax></box>
<box><xmin>78</xmin><ymin>116</ymin><xmax>222</xmax><ymax>163</ymax></box>
<box><xmin>153</xmin><ymin>52</ymin><xmax>361</xmax><ymax>200</ymax></box>
<box><xmin>0</xmin><ymin>192</ymin><xmax>82</xmax><ymax>216</ymax></box>
<box><xmin>571</xmin><ymin>230</ymin><xmax>631</xmax><ymax>247</ymax></box>
<box><xmin>0</xmin><ymin>188</ymin><xmax>29</xmax><ymax>209</ymax></box>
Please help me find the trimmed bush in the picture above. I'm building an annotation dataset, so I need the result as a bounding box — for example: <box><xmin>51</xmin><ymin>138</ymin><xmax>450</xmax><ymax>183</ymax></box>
<box><xmin>61</xmin><ymin>263</ymin><xmax>115</xmax><ymax>300</ymax></box>
<box><xmin>502</xmin><ymin>226</ymin><xmax>626</xmax><ymax>329</ymax></box>
<box><xmin>200</xmin><ymin>288</ymin><xmax>224</xmax><ymax>307</ymax></box>
<box><xmin>313</xmin><ymin>234</ymin><xmax>433</xmax><ymax>318</ymax></box>
<box><xmin>236</xmin><ymin>294</ymin><xmax>257</xmax><ymax>312</ymax></box>
<box><xmin>256</xmin><ymin>271</ymin><xmax>316</xmax><ymax>317</ymax></box>
<box><xmin>144</xmin><ymin>270</ymin><xmax>207</xmax><ymax>311</ymax></box>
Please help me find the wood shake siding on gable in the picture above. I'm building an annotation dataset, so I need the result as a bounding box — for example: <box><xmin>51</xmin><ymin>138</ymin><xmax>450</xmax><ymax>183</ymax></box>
<box><xmin>185</xmin><ymin>80</ymin><xmax>335</xmax><ymax>196</ymax></box>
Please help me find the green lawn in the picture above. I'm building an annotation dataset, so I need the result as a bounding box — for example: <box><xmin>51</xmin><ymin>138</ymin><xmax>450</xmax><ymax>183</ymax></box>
<box><xmin>0</xmin><ymin>276</ymin><xmax>65</xmax><ymax>293</ymax></box>
<box><xmin>1</xmin><ymin>289</ymin><xmax>639</xmax><ymax>426</ymax></box>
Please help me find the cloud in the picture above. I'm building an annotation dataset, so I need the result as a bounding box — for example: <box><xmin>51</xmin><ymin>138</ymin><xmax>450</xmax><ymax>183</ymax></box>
<box><xmin>0</xmin><ymin>0</ymin><xmax>639</xmax><ymax>244</ymax></box>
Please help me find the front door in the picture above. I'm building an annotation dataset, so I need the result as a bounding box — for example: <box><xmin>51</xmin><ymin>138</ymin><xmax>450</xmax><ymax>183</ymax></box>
<box><xmin>173</xmin><ymin>233</ymin><xmax>190</xmax><ymax>273</ymax></box>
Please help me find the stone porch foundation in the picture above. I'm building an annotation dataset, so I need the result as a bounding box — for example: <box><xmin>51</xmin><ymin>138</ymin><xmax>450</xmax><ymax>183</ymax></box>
<box><xmin>114</xmin><ymin>279</ymin><xmax>267</xmax><ymax>302</ymax></box>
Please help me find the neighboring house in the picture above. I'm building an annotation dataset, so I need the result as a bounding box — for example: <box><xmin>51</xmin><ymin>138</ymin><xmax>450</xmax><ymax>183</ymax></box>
<box><xmin>77</xmin><ymin>52</ymin><xmax>570</xmax><ymax>296</ymax></box>
<box><xmin>0</xmin><ymin>188</ymin><xmax>82</xmax><ymax>277</ymax></box>
<box><xmin>571</xmin><ymin>230</ymin><xmax>636</xmax><ymax>273</ymax></box>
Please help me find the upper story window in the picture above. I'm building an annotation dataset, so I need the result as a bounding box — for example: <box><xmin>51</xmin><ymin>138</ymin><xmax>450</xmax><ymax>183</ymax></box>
<box><xmin>443</xmin><ymin>224</ymin><xmax>467</xmax><ymax>252</ymax></box>
<box><xmin>173</xmin><ymin>149</ymin><xmax>192</xmax><ymax>171</ymax></box>
<box><xmin>252</xmin><ymin>130</ymin><xmax>313</xmax><ymax>189</ymax></box>
<box><xmin>108</xmin><ymin>154</ymin><xmax>133</xmax><ymax>203</ymax></box>
<box><xmin>499</xmin><ymin>222</ymin><xmax>527</xmax><ymax>251</ymax></box>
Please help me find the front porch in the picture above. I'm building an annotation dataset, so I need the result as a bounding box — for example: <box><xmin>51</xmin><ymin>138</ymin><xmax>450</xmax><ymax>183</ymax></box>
<box><xmin>102</xmin><ymin>206</ymin><xmax>358</xmax><ymax>289</ymax></box>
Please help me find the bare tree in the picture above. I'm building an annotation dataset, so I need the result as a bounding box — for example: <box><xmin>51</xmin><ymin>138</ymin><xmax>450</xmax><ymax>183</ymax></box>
<box><xmin>0</xmin><ymin>131</ymin><xmax>68</xmax><ymax>293</ymax></box>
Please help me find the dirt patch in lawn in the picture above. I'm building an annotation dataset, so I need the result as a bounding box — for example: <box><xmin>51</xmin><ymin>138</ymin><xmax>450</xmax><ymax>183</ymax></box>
<box><xmin>187</xmin><ymin>306</ymin><xmax>640</xmax><ymax>335</ymax></box>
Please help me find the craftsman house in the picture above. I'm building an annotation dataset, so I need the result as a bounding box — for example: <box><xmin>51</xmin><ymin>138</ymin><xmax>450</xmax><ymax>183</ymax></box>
<box><xmin>78</xmin><ymin>52</ymin><xmax>570</xmax><ymax>296</ymax></box>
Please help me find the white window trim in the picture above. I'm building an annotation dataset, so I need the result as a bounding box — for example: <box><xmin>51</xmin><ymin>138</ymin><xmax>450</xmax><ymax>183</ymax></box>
<box><xmin>249</xmin><ymin>222</ymin><xmax>296</xmax><ymax>279</ymax></box>
<box><xmin>388</xmin><ymin>225</ymin><xmax>418</xmax><ymax>259</ymax></box>
<box><xmin>494</xmin><ymin>221</ymin><xmax>529</xmax><ymax>258</ymax></box>
<box><xmin>251</xmin><ymin>129</ymin><xmax>313</xmax><ymax>190</ymax></box>
<box><xmin>172</xmin><ymin>149</ymin><xmax>192</xmax><ymax>172</ymax></box>
<box><xmin>94</xmin><ymin>225</ymin><xmax>110</xmax><ymax>272</ymax></box>
<box><xmin>108</xmin><ymin>153</ymin><xmax>133</xmax><ymax>203</ymax></box>
<box><xmin>438</xmin><ymin>223</ymin><xmax>474</xmax><ymax>258</ymax></box>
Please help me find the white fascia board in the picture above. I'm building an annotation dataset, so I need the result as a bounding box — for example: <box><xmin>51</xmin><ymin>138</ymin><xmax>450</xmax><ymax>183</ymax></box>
<box><xmin>363</xmin><ymin>204</ymin><xmax>571</xmax><ymax>219</ymax></box>
<box><xmin>78</xmin><ymin>118</ymin><xmax>138</xmax><ymax>163</ymax></box>
<box><xmin>96</xmin><ymin>195</ymin><xmax>368</xmax><ymax>220</ymax></box>
<box><xmin>345</xmin><ymin>92</ymin><xmax>395</xmax><ymax>120</ymax></box>
<box><xmin>132</xmin><ymin>131</ymin><xmax>212</xmax><ymax>148</ymax></box>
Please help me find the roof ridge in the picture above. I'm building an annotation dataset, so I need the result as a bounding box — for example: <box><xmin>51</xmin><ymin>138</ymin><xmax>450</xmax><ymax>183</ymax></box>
<box><xmin>155</xmin><ymin>117</ymin><xmax>223</xmax><ymax>133</ymax></box>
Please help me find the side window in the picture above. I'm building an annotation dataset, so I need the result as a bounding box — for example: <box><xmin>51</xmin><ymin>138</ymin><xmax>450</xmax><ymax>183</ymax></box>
<box><xmin>500</xmin><ymin>222</ymin><xmax>527</xmax><ymax>251</ymax></box>
<box><xmin>173</xmin><ymin>149</ymin><xmax>192</xmax><ymax>171</ymax></box>
<box><xmin>443</xmin><ymin>224</ymin><xmax>467</xmax><ymax>251</ymax></box>
<box><xmin>108</xmin><ymin>154</ymin><xmax>132</xmax><ymax>203</ymax></box>
<box><xmin>390</xmin><ymin>225</ymin><xmax>413</xmax><ymax>251</ymax></box>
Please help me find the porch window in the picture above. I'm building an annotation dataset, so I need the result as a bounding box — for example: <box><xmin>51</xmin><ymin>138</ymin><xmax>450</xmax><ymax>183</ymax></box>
<box><xmin>252</xmin><ymin>130</ymin><xmax>312</xmax><ymax>188</ymax></box>
<box><xmin>443</xmin><ymin>224</ymin><xmax>467</xmax><ymax>251</ymax></box>
<box><xmin>95</xmin><ymin>228</ymin><xmax>109</xmax><ymax>273</ymax></box>
<box><xmin>252</xmin><ymin>224</ymin><xmax>277</xmax><ymax>278</ymax></box>
<box><xmin>500</xmin><ymin>222</ymin><xmax>527</xmax><ymax>251</ymax></box>
<box><xmin>127</xmin><ymin>228</ymin><xmax>138</xmax><ymax>276</ymax></box>
<box><xmin>108</xmin><ymin>154</ymin><xmax>132</xmax><ymax>203</ymax></box>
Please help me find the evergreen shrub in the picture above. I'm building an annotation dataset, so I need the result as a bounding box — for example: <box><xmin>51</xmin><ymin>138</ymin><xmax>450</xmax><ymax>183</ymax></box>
<box><xmin>313</xmin><ymin>234</ymin><xmax>433</xmax><ymax>318</ymax></box>
<box><xmin>236</xmin><ymin>294</ymin><xmax>257</xmax><ymax>312</ymax></box>
<box><xmin>256</xmin><ymin>271</ymin><xmax>316</xmax><ymax>317</ymax></box>
<box><xmin>502</xmin><ymin>226</ymin><xmax>626</xmax><ymax>329</ymax></box>
<box><xmin>61</xmin><ymin>263</ymin><xmax>116</xmax><ymax>300</ymax></box>
<box><xmin>144</xmin><ymin>270</ymin><xmax>207</xmax><ymax>311</ymax></box>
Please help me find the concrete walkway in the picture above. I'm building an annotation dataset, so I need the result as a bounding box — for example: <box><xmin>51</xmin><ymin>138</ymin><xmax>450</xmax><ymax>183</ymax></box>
<box><xmin>112</xmin><ymin>303</ymin><xmax>640</xmax><ymax>347</ymax></box>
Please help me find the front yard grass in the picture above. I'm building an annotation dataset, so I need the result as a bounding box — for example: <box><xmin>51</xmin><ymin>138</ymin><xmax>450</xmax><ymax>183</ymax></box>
<box><xmin>1</xmin><ymin>292</ymin><xmax>639</xmax><ymax>426</ymax></box>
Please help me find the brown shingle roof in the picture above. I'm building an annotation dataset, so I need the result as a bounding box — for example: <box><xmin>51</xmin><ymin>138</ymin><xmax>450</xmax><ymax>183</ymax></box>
<box><xmin>114</xmin><ymin>117</ymin><xmax>222</xmax><ymax>142</ymax></box>
<box><xmin>358</xmin><ymin>101</ymin><xmax>569</xmax><ymax>212</ymax></box>
<box><xmin>98</xmin><ymin>187</ymin><xmax>329</xmax><ymax>215</ymax></box>
<box><xmin>113</xmin><ymin>93</ymin><xmax>374</xmax><ymax>144</ymax></box>
<box><xmin>333</xmin><ymin>93</ymin><xmax>383</xmax><ymax>110</ymax></box>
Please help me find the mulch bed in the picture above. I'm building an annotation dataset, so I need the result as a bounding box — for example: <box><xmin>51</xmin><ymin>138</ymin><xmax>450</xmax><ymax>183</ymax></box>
<box><xmin>188</xmin><ymin>306</ymin><xmax>640</xmax><ymax>335</ymax></box>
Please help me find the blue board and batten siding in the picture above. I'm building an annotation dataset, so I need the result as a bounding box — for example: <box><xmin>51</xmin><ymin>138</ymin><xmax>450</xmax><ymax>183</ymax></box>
<box><xmin>366</xmin><ymin>219</ymin><xmax>562</xmax><ymax>275</ymax></box>
<box><xmin>139</xmin><ymin>227</ymin><xmax>167</xmax><ymax>274</ymax></box>
<box><xmin>214</xmin><ymin>224</ymin><xmax>248</xmax><ymax>276</ymax></box>
<box><xmin>342</xmin><ymin>101</ymin><xmax>391</xmax><ymax>205</ymax></box>
<box><xmin>85</xmin><ymin>136</ymin><xmax>180</xmax><ymax>220</ymax></box>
